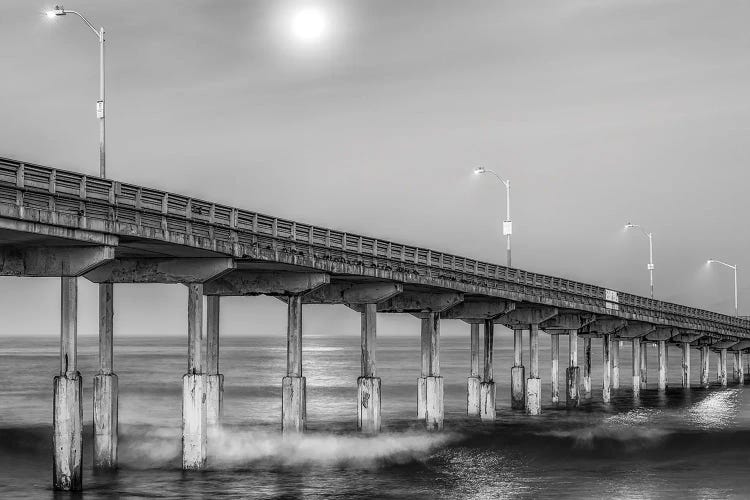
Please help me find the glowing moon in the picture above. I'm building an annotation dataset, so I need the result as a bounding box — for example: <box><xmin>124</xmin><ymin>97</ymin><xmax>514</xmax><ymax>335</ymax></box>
<box><xmin>291</xmin><ymin>7</ymin><xmax>328</xmax><ymax>43</ymax></box>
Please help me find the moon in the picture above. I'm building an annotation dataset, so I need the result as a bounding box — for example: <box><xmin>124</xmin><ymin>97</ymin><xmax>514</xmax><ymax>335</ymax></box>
<box><xmin>291</xmin><ymin>7</ymin><xmax>328</xmax><ymax>44</ymax></box>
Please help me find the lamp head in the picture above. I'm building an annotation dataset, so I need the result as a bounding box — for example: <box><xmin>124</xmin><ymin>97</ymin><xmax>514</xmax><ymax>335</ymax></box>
<box><xmin>473</xmin><ymin>166</ymin><xmax>485</xmax><ymax>175</ymax></box>
<box><xmin>624</xmin><ymin>222</ymin><xmax>636</xmax><ymax>229</ymax></box>
<box><xmin>46</xmin><ymin>5</ymin><xmax>66</xmax><ymax>17</ymax></box>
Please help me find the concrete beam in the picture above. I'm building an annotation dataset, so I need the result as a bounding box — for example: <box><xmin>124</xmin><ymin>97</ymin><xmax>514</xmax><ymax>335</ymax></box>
<box><xmin>692</xmin><ymin>335</ymin><xmax>717</xmax><ymax>347</ymax></box>
<box><xmin>301</xmin><ymin>281</ymin><xmax>402</xmax><ymax>305</ymax></box>
<box><xmin>203</xmin><ymin>271</ymin><xmax>329</xmax><ymax>296</ymax></box>
<box><xmin>541</xmin><ymin>312</ymin><xmax>596</xmax><ymax>331</ymax></box>
<box><xmin>497</xmin><ymin>306</ymin><xmax>557</xmax><ymax>327</ymax></box>
<box><xmin>671</xmin><ymin>332</ymin><xmax>703</xmax><ymax>344</ymax></box>
<box><xmin>616</xmin><ymin>322</ymin><xmax>656</xmax><ymax>339</ymax></box>
<box><xmin>0</xmin><ymin>246</ymin><xmax>115</xmax><ymax>277</ymax></box>
<box><xmin>711</xmin><ymin>339</ymin><xmax>738</xmax><ymax>350</ymax></box>
<box><xmin>645</xmin><ymin>327</ymin><xmax>680</xmax><ymax>342</ymax></box>
<box><xmin>377</xmin><ymin>291</ymin><xmax>463</xmax><ymax>314</ymax></box>
<box><xmin>578</xmin><ymin>318</ymin><xmax>627</xmax><ymax>336</ymax></box>
<box><xmin>442</xmin><ymin>298</ymin><xmax>515</xmax><ymax>321</ymax></box>
<box><xmin>86</xmin><ymin>258</ymin><xmax>235</xmax><ymax>284</ymax></box>
<box><xmin>730</xmin><ymin>340</ymin><xmax>750</xmax><ymax>351</ymax></box>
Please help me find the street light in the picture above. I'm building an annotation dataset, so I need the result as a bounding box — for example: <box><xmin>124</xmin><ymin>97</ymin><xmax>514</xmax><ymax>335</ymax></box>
<box><xmin>474</xmin><ymin>166</ymin><xmax>512</xmax><ymax>267</ymax></box>
<box><xmin>707</xmin><ymin>259</ymin><xmax>739</xmax><ymax>317</ymax></box>
<box><xmin>625</xmin><ymin>222</ymin><xmax>654</xmax><ymax>299</ymax></box>
<box><xmin>45</xmin><ymin>5</ymin><xmax>107</xmax><ymax>179</ymax></box>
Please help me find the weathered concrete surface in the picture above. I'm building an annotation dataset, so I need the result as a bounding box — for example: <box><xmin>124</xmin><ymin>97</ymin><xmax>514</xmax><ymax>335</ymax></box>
<box><xmin>479</xmin><ymin>381</ymin><xmax>496</xmax><ymax>422</ymax></box>
<box><xmin>207</xmin><ymin>374</ymin><xmax>224</xmax><ymax>426</ymax></box>
<box><xmin>682</xmin><ymin>342</ymin><xmax>691</xmax><ymax>388</ymax></box>
<box><xmin>380</xmin><ymin>291</ymin><xmax>463</xmax><ymax>314</ymax></box>
<box><xmin>442</xmin><ymin>298</ymin><xmax>514</xmax><ymax>320</ymax></box>
<box><xmin>640</xmin><ymin>341</ymin><xmax>648</xmax><ymax>390</ymax></box>
<box><xmin>86</xmin><ymin>257</ymin><xmax>234</xmax><ymax>283</ymax></box>
<box><xmin>734</xmin><ymin>351</ymin><xmax>744</xmax><ymax>385</ymax></box>
<box><xmin>419</xmin><ymin>376</ymin><xmax>444</xmax><ymax>431</ymax></box>
<box><xmin>582</xmin><ymin>338</ymin><xmax>592</xmax><ymax>399</ymax></box>
<box><xmin>182</xmin><ymin>374</ymin><xmax>207</xmax><ymax>469</ymax></box>
<box><xmin>602</xmin><ymin>334</ymin><xmax>611</xmax><ymax>403</ymax></box>
<box><xmin>357</xmin><ymin>376</ymin><xmax>381</xmax><ymax>433</ymax></box>
<box><xmin>566</xmin><ymin>366</ymin><xmax>580</xmax><ymax>407</ymax></box>
<box><xmin>511</xmin><ymin>366</ymin><xmax>525</xmax><ymax>410</ymax></box>
<box><xmin>53</xmin><ymin>374</ymin><xmax>82</xmax><ymax>491</ymax></box>
<box><xmin>0</xmin><ymin>245</ymin><xmax>114</xmax><ymax>277</ymax></box>
<box><xmin>525</xmin><ymin>378</ymin><xmax>541</xmax><ymax>415</ymax></box>
<box><xmin>657</xmin><ymin>340</ymin><xmax>667</xmax><ymax>391</ymax></box>
<box><xmin>303</xmin><ymin>281</ymin><xmax>402</xmax><ymax>305</ymax></box>
<box><xmin>551</xmin><ymin>334</ymin><xmax>559</xmax><ymax>404</ymax></box>
<box><xmin>467</xmin><ymin>376</ymin><xmax>481</xmax><ymax>416</ymax></box>
<box><xmin>612</xmin><ymin>338</ymin><xmax>620</xmax><ymax>389</ymax></box>
<box><xmin>632</xmin><ymin>339</ymin><xmax>641</xmax><ymax>398</ymax></box>
<box><xmin>618</xmin><ymin>323</ymin><xmax>656</xmax><ymax>339</ymax></box>
<box><xmin>282</xmin><ymin>376</ymin><xmax>306</xmax><ymax>433</ymax></box>
<box><xmin>204</xmin><ymin>271</ymin><xmax>329</xmax><ymax>296</ymax></box>
<box><xmin>719</xmin><ymin>348</ymin><xmax>728</xmax><ymax>387</ymax></box>
<box><xmin>499</xmin><ymin>307</ymin><xmax>557</xmax><ymax>327</ymax></box>
<box><xmin>700</xmin><ymin>346</ymin><xmax>710</xmax><ymax>387</ymax></box>
<box><xmin>93</xmin><ymin>373</ymin><xmax>118</xmax><ymax>470</ymax></box>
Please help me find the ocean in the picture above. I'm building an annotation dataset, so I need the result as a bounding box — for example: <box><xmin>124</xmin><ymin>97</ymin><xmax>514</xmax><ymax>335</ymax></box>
<box><xmin>1</xmin><ymin>334</ymin><xmax>749</xmax><ymax>499</ymax></box>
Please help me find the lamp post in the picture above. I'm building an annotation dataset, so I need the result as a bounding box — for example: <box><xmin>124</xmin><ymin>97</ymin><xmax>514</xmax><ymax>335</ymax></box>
<box><xmin>474</xmin><ymin>167</ymin><xmax>512</xmax><ymax>267</ymax></box>
<box><xmin>625</xmin><ymin>222</ymin><xmax>654</xmax><ymax>299</ymax></box>
<box><xmin>707</xmin><ymin>259</ymin><xmax>739</xmax><ymax>317</ymax></box>
<box><xmin>46</xmin><ymin>5</ymin><xmax>106</xmax><ymax>178</ymax></box>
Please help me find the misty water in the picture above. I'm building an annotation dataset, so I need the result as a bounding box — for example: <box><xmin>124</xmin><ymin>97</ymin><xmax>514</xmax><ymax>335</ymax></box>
<box><xmin>2</xmin><ymin>334</ymin><xmax>750</xmax><ymax>499</ymax></box>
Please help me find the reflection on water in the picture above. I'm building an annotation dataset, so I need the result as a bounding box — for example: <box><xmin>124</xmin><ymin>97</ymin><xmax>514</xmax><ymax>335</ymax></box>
<box><xmin>1</xmin><ymin>335</ymin><xmax>750</xmax><ymax>499</ymax></box>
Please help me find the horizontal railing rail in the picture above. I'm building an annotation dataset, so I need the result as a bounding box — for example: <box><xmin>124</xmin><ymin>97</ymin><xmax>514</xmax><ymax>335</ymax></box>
<box><xmin>0</xmin><ymin>156</ymin><xmax>748</xmax><ymax>334</ymax></box>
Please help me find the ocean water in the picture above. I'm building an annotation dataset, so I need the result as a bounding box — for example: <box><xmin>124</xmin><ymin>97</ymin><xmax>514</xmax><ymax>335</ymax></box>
<box><xmin>1</xmin><ymin>334</ymin><xmax>750</xmax><ymax>499</ymax></box>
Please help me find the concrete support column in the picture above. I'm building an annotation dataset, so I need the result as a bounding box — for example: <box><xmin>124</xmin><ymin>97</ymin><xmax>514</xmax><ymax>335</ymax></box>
<box><xmin>283</xmin><ymin>295</ymin><xmax>306</xmax><ymax>433</ymax></box>
<box><xmin>700</xmin><ymin>346</ymin><xmax>710</xmax><ymax>388</ymax></box>
<box><xmin>418</xmin><ymin>312</ymin><xmax>443</xmax><ymax>431</ymax></box>
<box><xmin>525</xmin><ymin>324</ymin><xmax>541</xmax><ymax>415</ymax></box>
<box><xmin>582</xmin><ymin>337</ymin><xmax>592</xmax><ymax>399</ymax></box>
<box><xmin>467</xmin><ymin>324</ymin><xmax>481</xmax><ymax>416</ymax></box>
<box><xmin>206</xmin><ymin>296</ymin><xmax>223</xmax><ymax>427</ymax></box>
<box><xmin>183</xmin><ymin>283</ymin><xmax>207</xmax><ymax>470</ymax></box>
<box><xmin>640</xmin><ymin>342</ymin><xmax>648</xmax><ymax>390</ymax></box>
<box><xmin>632</xmin><ymin>339</ymin><xmax>641</xmax><ymax>398</ymax></box>
<box><xmin>734</xmin><ymin>351</ymin><xmax>744</xmax><ymax>385</ymax></box>
<box><xmin>566</xmin><ymin>329</ymin><xmax>580</xmax><ymax>407</ymax></box>
<box><xmin>602</xmin><ymin>334</ymin><xmax>611</xmax><ymax>403</ymax></box>
<box><xmin>511</xmin><ymin>329</ymin><xmax>525</xmax><ymax>409</ymax></box>
<box><xmin>719</xmin><ymin>348</ymin><xmax>728</xmax><ymax>387</ymax></box>
<box><xmin>682</xmin><ymin>342</ymin><xmax>690</xmax><ymax>388</ymax></box>
<box><xmin>358</xmin><ymin>303</ymin><xmax>381</xmax><ymax>433</ymax></box>
<box><xmin>657</xmin><ymin>340</ymin><xmax>667</xmax><ymax>391</ymax></box>
<box><xmin>93</xmin><ymin>282</ymin><xmax>118</xmax><ymax>471</ymax></box>
<box><xmin>53</xmin><ymin>277</ymin><xmax>82</xmax><ymax>491</ymax></box>
<box><xmin>480</xmin><ymin>320</ymin><xmax>496</xmax><ymax>422</ymax></box>
<box><xmin>612</xmin><ymin>339</ymin><xmax>620</xmax><ymax>389</ymax></box>
<box><xmin>551</xmin><ymin>334</ymin><xmax>559</xmax><ymax>404</ymax></box>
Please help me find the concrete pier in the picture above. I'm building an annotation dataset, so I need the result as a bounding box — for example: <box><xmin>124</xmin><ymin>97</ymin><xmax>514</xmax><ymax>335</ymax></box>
<box><xmin>480</xmin><ymin>320</ymin><xmax>496</xmax><ymax>422</ymax></box>
<box><xmin>602</xmin><ymin>334</ymin><xmax>611</xmax><ymax>403</ymax></box>
<box><xmin>719</xmin><ymin>348</ymin><xmax>728</xmax><ymax>387</ymax></box>
<box><xmin>734</xmin><ymin>351</ymin><xmax>744</xmax><ymax>385</ymax></box>
<box><xmin>700</xmin><ymin>346</ymin><xmax>710</xmax><ymax>388</ymax></box>
<box><xmin>418</xmin><ymin>312</ymin><xmax>443</xmax><ymax>430</ymax></box>
<box><xmin>93</xmin><ymin>282</ymin><xmax>118</xmax><ymax>470</ymax></box>
<box><xmin>612</xmin><ymin>339</ymin><xmax>620</xmax><ymax>389</ymax></box>
<box><xmin>682</xmin><ymin>342</ymin><xmax>690</xmax><ymax>388</ymax></box>
<box><xmin>551</xmin><ymin>333</ymin><xmax>559</xmax><ymax>404</ymax></box>
<box><xmin>566</xmin><ymin>329</ymin><xmax>580</xmax><ymax>407</ymax></box>
<box><xmin>283</xmin><ymin>295</ymin><xmax>306</xmax><ymax>433</ymax></box>
<box><xmin>511</xmin><ymin>329</ymin><xmax>525</xmax><ymax>409</ymax></box>
<box><xmin>358</xmin><ymin>303</ymin><xmax>381</xmax><ymax>433</ymax></box>
<box><xmin>54</xmin><ymin>277</ymin><xmax>82</xmax><ymax>491</ymax></box>
<box><xmin>525</xmin><ymin>324</ymin><xmax>541</xmax><ymax>415</ymax></box>
<box><xmin>206</xmin><ymin>296</ymin><xmax>223</xmax><ymax>427</ymax></box>
<box><xmin>582</xmin><ymin>337</ymin><xmax>592</xmax><ymax>399</ymax></box>
<box><xmin>467</xmin><ymin>324</ymin><xmax>481</xmax><ymax>416</ymax></box>
<box><xmin>632</xmin><ymin>339</ymin><xmax>641</xmax><ymax>398</ymax></box>
<box><xmin>640</xmin><ymin>342</ymin><xmax>648</xmax><ymax>389</ymax></box>
<box><xmin>183</xmin><ymin>283</ymin><xmax>207</xmax><ymax>469</ymax></box>
<box><xmin>657</xmin><ymin>340</ymin><xmax>667</xmax><ymax>391</ymax></box>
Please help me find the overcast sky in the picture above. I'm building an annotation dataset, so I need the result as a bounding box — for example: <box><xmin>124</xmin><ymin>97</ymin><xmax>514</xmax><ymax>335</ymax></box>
<box><xmin>1</xmin><ymin>0</ymin><xmax>749</xmax><ymax>338</ymax></box>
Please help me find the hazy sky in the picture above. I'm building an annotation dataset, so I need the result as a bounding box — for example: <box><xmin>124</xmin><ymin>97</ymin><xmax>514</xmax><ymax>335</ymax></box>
<box><xmin>1</xmin><ymin>0</ymin><xmax>749</xmax><ymax>338</ymax></box>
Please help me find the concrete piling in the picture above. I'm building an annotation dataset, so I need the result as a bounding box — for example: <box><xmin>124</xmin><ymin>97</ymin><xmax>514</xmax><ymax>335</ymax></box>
<box><xmin>183</xmin><ymin>283</ymin><xmax>207</xmax><ymax>469</ymax></box>
<box><xmin>511</xmin><ymin>329</ymin><xmax>525</xmax><ymax>409</ymax></box>
<box><xmin>566</xmin><ymin>329</ymin><xmax>580</xmax><ymax>407</ymax></box>
<box><xmin>582</xmin><ymin>337</ymin><xmax>592</xmax><ymax>399</ymax></box>
<box><xmin>632</xmin><ymin>339</ymin><xmax>641</xmax><ymax>398</ymax></box>
<box><xmin>358</xmin><ymin>303</ymin><xmax>381</xmax><ymax>433</ymax></box>
<box><xmin>657</xmin><ymin>340</ymin><xmax>667</xmax><ymax>391</ymax></box>
<box><xmin>719</xmin><ymin>348</ymin><xmax>728</xmax><ymax>387</ymax></box>
<box><xmin>682</xmin><ymin>342</ymin><xmax>690</xmax><ymax>388</ymax></box>
<box><xmin>480</xmin><ymin>320</ymin><xmax>496</xmax><ymax>422</ymax></box>
<box><xmin>206</xmin><ymin>296</ymin><xmax>223</xmax><ymax>427</ymax></box>
<box><xmin>734</xmin><ymin>351</ymin><xmax>744</xmax><ymax>385</ymax></box>
<box><xmin>418</xmin><ymin>312</ymin><xmax>443</xmax><ymax>430</ymax></box>
<box><xmin>525</xmin><ymin>324</ymin><xmax>541</xmax><ymax>415</ymax></box>
<box><xmin>551</xmin><ymin>333</ymin><xmax>559</xmax><ymax>404</ymax></box>
<box><xmin>283</xmin><ymin>295</ymin><xmax>306</xmax><ymax>433</ymax></box>
<box><xmin>640</xmin><ymin>341</ymin><xmax>648</xmax><ymax>390</ymax></box>
<box><xmin>602</xmin><ymin>334</ymin><xmax>611</xmax><ymax>403</ymax></box>
<box><xmin>54</xmin><ymin>277</ymin><xmax>82</xmax><ymax>491</ymax></box>
<box><xmin>700</xmin><ymin>346</ymin><xmax>710</xmax><ymax>388</ymax></box>
<box><xmin>93</xmin><ymin>282</ymin><xmax>118</xmax><ymax>470</ymax></box>
<box><xmin>467</xmin><ymin>324</ymin><xmax>481</xmax><ymax>416</ymax></box>
<box><xmin>612</xmin><ymin>339</ymin><xmax>620</xmax><ymax>389</ymax></box>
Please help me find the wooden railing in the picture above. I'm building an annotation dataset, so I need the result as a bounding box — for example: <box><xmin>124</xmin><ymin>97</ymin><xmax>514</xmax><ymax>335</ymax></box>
<box><xmin>0</xmin><ymin>156</ymin><xmax>747</xmax><ymax>334</ymax></box>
